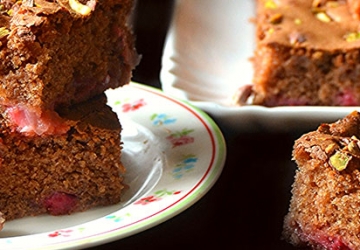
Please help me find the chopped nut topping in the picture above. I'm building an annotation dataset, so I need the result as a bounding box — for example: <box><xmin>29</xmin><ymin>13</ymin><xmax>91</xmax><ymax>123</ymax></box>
<box><xmin>68</xmin><ymin>0</ymin><xmax>92</xmax><ymax>15</ymax></box>
<box><xmin>347</xmin><ymin>140</ymin><xmax>360</xmax><ymax>154</ymax></box>
<box><xmin>345</xmin><ymin>136</ymin><xmax>360</xmax><ymax>157</ymax></box>
<box><xmin>289</xmin><ymin>31</ymin><xmax>306</xmax><ymax>45</ymax></box>
<box><xmin>312</xmin><ymin>0</ymin><xmax>325</xmax><ymax>8</ymax></box>
<box><xmin>232</xmin><ymin>85</ymin><xmax>253</xmax><ymax>106</ymax></box>
<box><xmin>6</xmin><ymin>9</ymin><xmax>13</xmax><ymax>16</ymax></box>
<box><xmin>327</xmin><ymin>135</ymin><xmax>360</xmax><ymax>172</ymax></box>
<box><xmin>267</xmin><ymin>27</ymin><xmax>275</xmax><ymax>35</ymax></box>
<box><xmin>315</xmin><ymin>12</ymin><xmax>332</xmax><ymax>22</ymax></box>
<box><xmin>265</xmin><ymin>0</ymin><xmax>277</xmax><ymax>9</ymax></box>
<box><xmin>325</xmin><ymin>143</ymin><xmax>337</xmax><ymax>154</ymax></box>
<box><xmin>269</xmin><ymin>13</ymin><xmax>283</xmax><ymax>24</ymax></box>
<box><xmin>329</xmin><ymin>151</ymin><xmax>352</xmax><ymax>171</ymax></box>
<box><xmin>312</xmin><ymin>0</ymin><xmax>338</xmax><ymax>8</ymax></box>
<box><xmin>22</xmin><ymin>0</ymin><xmax>34</xmax><ymax>7</ymax></box>
<box><xmin>344</xmin><ymin>31</ymin><xmax>360</xmax><ymax>42</ymax></box>
<box><xmin>294</xmin><ymin>18</ymin><xmax>302</xmax><ymax>25</ymax></box>
<box><xmin>0</xmin><ymin>27</ymin><xmax>9</xmax><ymax>39</ymax></box>
<box><xmin>312</xmin><ymin>51</ymin><xmax>324</xmax><ymax>60</ymax></box>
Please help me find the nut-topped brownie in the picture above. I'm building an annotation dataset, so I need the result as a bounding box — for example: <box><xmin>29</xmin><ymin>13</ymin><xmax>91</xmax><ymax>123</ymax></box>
<box><xmin>0</xmin><ymin>0</ymin><xmax>138</xmax><ymax>118</ymax></box>
<box><xmin>283</xmin><ymin>111</ymin><xmax>360</xmax><ymax>249</ymax></box>
<box><xmin>238</xmin><ymin>0</ymin><xmax>360</xmax><ymax>106</ymax></box>
<box><xmin>0</xmin><ymin>94</ymin><xmax>126</xmax><ymax>221</ymax></box>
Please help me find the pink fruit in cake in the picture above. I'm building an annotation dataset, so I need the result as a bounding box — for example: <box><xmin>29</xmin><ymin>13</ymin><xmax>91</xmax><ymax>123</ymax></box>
<box><xmin>43</xmin><ymin>192</ymin><xmax>78</xmax><ymax>215</ymax></box>
<box><xmin>295</xmin><ymin>226</ymin><xmax>351</xmax><ymax>249</ymax></box>
<box><xmin>335</xmin><ymin>90</ymin><xmax>358</xmax><ymax>106</ymax></box>
<box><xmin>6</xmin><ymin>105</ymin><xmax>69</xmax><ymax>136</ymax></box>
<box><xmin>306</xmin><ymin>232</ymin><xmax>350</xmax><ymax>250</ymax></box>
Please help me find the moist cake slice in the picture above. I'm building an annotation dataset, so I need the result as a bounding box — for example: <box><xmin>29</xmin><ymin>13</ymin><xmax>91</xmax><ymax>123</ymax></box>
<box><xmin>239</xmin><ymin>0</ymin><xmax>360</xmax><ymax>106</ymax></box>
<box><xmin>0</xmin><ymin>0</ymin><xmax>138</xmax><ymax>117</ymax></box>
<box><xmin>283</xmin><ymin>111</ymin><xmax>360</xmax><ymax>249</ymax></box>
<box><xmin>0</xmin><ymin>94</ymin><xmax>126</xmax><ymax>221</ymax></box>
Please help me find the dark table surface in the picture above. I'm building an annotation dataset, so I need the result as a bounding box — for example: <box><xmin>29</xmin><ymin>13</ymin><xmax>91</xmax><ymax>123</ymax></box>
<box><xmin>88</xmin><ymin>1</ymin><xmax>312</xmax><ymax>249</ymax></box>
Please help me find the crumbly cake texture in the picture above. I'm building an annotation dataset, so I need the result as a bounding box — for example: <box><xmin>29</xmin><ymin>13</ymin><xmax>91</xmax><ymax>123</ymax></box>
<box><xmin>245</xmin><ymin>0</ymin><xmax>360</xmax><ymax>106</ymax></box>
<box><xmin>0</xmin><ymin>0</ymin><xmax>138</xmax><ymax>112</ymax></box>
<box><xmin>0</xmin><ymin>94</ymin><xmax>126</xmax><ymax>221</ymax></box>
<box><xmin>283</xmin><ymin>111</ymin><xmax>360</xmax><ymax>249</ymax></box>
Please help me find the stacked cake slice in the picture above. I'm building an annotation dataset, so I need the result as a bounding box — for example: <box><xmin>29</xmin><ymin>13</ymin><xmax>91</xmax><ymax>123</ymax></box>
<box><xmin>0</xmin><ymin>0</ymin><xmax>138</xmax><ymax>227</ymax></box>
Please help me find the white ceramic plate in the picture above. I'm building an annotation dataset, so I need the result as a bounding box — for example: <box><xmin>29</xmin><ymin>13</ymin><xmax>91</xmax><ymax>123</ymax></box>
<box><xmin>0</xmin><ymin>82</ymin><xmax>226</xmax><ymax>250</ymax></box>
<box><xmin>160</xmin><ymin>0</ymin><xmax>360</xmax><ymax>134</ymax></box>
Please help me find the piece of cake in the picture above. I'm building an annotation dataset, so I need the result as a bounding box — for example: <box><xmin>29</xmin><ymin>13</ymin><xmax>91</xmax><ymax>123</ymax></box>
<box><xmin>244</xmin><ymin>0</ymin><xmax>360</xmax><ymax>106</ymax></box>
<box><xmin>283</xmin><ymin>111</ymin><xmax>360</xmax><ymax>249</ymax></box>
<box><xmin>0</xmin><ymin>0</ymin><xmax>138</xmax><ymax>116</ymax></box>
<box><xmin>0</xmin><ymin>94</ymin><xmax>126</xmax><ymax>221</ymax></box>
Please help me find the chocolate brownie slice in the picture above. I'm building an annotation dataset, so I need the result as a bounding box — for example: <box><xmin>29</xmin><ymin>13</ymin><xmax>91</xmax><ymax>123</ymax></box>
<box><xmin>246</xmin><ymin>0</ymin><xmax>360</xmax><ymax>106</ymax></box>
<box><xmin>0</xmin><ymin>0</ymin><xmax>138</xmax><ymax>113</ymax></box>
<box><xmin>283</xmin><ymin>111</ymin><xmax>360</xmax><ymax>249</ymax></box>
<box><xmin>0</xmin><ymin>94</ymin><xmax>126</xmax><ymax>221</ymax></box>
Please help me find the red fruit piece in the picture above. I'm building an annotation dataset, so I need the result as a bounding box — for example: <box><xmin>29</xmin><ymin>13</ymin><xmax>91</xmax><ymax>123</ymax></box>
<box><xmin>43</xmin><ymin>192</ymin><xmax>78</xmax><ymax>215</ymax></box>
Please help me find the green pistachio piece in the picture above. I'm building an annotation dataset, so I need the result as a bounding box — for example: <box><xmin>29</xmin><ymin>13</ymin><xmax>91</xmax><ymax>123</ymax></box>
<box><xmin>344</xmin><ymin>32</ymin><xmax>360</xmax><ymax>42</ymax></box>
<box><xmin>329</xmin><ymin>151</ymin><xmax>352</xmax><ymax>171</ymax></box>
<box><xmin>7</xmin><ymin>9</ymin><xmax>13</xmax><ymax>16</ymax></box>
<box><xmin>265</xmin><ymin>0</ymin><xmax>277</xmax><ymax>9</ymax></box>
<box><xmin>0</xmin><ymin>27</ymin><xmax>9</xmax><ymax>39</ymax></box>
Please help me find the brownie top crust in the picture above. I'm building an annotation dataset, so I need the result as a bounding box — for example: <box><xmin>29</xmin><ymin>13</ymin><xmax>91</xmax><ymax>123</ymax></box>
<box><xmin>0</xmin><ymin>0</ymin><xmax>138</xmax><ymax>112</ymax></box>
<box><xmin>0</xmin><ymin>0</ymin><xmax>134</xmax><ymax>20</ymax></box>
<box><xmin>294</xmin><ymin>111</ymin><xmax>360</xmax><ymax>173</ymax></box>
<box><xmin>257</xmin><ymin>0</ymin><xmax>360</xmax><ymax>50</ymax></box>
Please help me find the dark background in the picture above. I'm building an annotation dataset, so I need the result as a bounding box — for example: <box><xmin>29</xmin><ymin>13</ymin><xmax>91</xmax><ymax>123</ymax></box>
<box><xmin>88</xmin><ymin>1</ymin><xmax>310</xmax><ymax>249</ymax></box>
<box><xmin>131</xmin><ymin>0</ymin><xmax>174</xmax><ymax>89</ymax></box>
